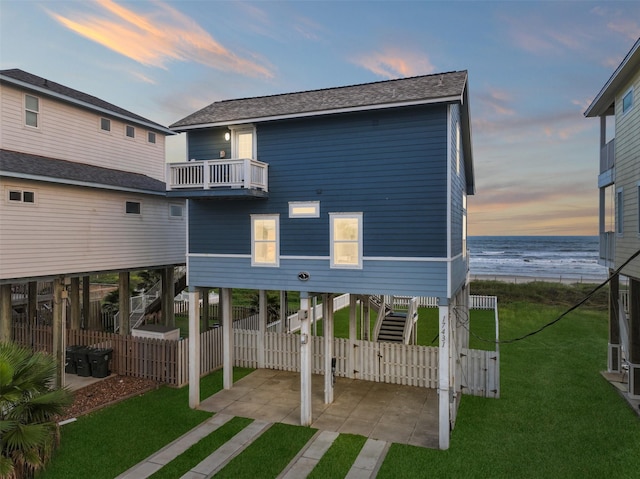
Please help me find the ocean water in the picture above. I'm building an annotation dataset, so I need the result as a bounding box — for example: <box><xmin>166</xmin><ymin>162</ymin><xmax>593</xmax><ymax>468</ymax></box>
<box><xmin>468</xmin><ymin>236</ymin><xmax>607</xmax><ymax>282</ymax></box>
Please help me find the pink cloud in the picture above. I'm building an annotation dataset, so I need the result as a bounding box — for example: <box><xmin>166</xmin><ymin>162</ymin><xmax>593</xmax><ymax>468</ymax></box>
<box><xmin>48</xmin><ymin>0</ymin><xmax>274</xmax><ymax>78</ymax></box>
<box><xmin>352</xmin><ymin>47</ymin><xmax>435</xmax><ymax>79</ymax></box>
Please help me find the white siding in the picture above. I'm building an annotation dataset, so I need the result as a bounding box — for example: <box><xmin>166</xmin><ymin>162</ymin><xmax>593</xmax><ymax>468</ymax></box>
<box><xmin>614</xmin><ymin>70</ymin><xmax>640</xmax><ymax>279</ymax></box>
<box><xmin>0</xmin><ymin>84</ymin><xmax>166</xmax><ymax>181</ymax></box>
<box><xmin>0</xmin><ymin>179</ymin><xmax>185</xmax><ymax>281</ymax></box>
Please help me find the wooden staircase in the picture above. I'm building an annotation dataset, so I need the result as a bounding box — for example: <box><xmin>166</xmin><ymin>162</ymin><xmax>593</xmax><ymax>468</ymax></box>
<box><xmin>372</xmin><ymin>296</ymin><xmax>419</xmax><ymax>344</ymax></box>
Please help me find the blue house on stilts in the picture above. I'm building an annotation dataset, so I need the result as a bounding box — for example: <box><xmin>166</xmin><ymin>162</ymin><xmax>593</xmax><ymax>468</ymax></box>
<box><xmin>168</xmin><ymin>71</ymin><xmax>476</xmax><ymax>449</ymax></box>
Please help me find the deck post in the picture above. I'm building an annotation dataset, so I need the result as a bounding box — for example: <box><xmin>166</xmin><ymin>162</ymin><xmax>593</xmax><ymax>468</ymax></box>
<box><xmin>608</xmin><ymin>272</ymin><xmax>621</xmax><ymax>373</ymax></box>
<box><xmin>70</xmin><ymin>277</ymin><xmax>80</xmax><ymax>330</ymax></box>
<box><xmin>629</xmin><ymin>278</ymin><xmax>640</xmax><ymax>398</ymax></box>
<box><xmin>118</xmin><ymin>272</ymin><xmax>130</xmax><ymax>335</ymax></box>
<box><xmin>0</xmin><ymin>284</ymin><xmax>11</xmax><ymax>341</ymax></box>
<box><xmin>348</xmin><ymin>295</ymin><xmax>358</xmax><ymax>379</ymax></box>
<box><xmin>438</xmin><ymin>302</ymin><xmax>451</xmax><ymax>450</ymax></box>
<box><xmin>52</xmin><ymin>278</ymin><xmax>66</xmax><ymax>388</ymax></box>
<box><xmin>324</xmin><ymin>294</ymin><xmax>334</xmax><ymax>404</ymax></box>
<box><xmin>300</xmin><ymin>294</ymin><xmax>312</xmax><ymax>426</ymax></box>
<box><xmin>28</xmin><ymin>281</ymin><xmax>38</xmax><ymax>329</ymax></box>
<box><xmin>201</xmin><ymin>288</ymin><xmax>210</xmax><ymax>331</ymax></box>
<box><xmin>82</xmin><ymin>276</ymin><xmax>90</xmax><ymax>330</ymax></box>
<box><xmin>258</xmin><ymin>289</ymin><xmax>267</xmax><ymax>368</ymax></box>
<box><xmin>162</xmin><ymin>267</ymin><xmax>175</xmax><ymax>327</ymax></box>
<box><xmin>279</xmin><ymin>290</ymin><xmax>286</xmax><ymax>333</ymax></box>
<box><xmin>188</xmin><ymin>289</ymin><xmax>200</xmax><ymax>408</ymax></box>
<box><xmin>222</xmin><ymin>287</ymin><xmax>233</xmax><ymax>390</ymax></box>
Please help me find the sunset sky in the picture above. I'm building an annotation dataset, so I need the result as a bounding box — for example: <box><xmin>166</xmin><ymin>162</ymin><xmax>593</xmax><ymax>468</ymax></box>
<box><xmin>1</xmin><ymin>1</ymin><xmax>639</xmax><ymax>236</ymax></box>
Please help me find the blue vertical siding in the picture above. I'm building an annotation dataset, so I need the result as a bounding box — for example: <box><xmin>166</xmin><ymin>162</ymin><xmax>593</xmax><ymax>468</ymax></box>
<box><xmin>189</xmin><ymin>105</ymin><xmax>448</xmax><ymax>257</ymax></box>
<box><xmin>188</xmin><ymin>127</ymin><xmax>230</xmax><ymax>160</ymax></box>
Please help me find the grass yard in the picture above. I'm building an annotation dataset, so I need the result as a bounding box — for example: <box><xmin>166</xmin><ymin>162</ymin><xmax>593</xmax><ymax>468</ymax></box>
<box><xmin>39</xmin><ymin>282</ymin><xmax>640</xmax><ymax>478</ymax></box>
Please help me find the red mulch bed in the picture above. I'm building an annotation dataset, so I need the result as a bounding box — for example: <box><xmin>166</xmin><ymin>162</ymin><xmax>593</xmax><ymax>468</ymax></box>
<box><xmin>57</xmin><ymin>375</ymin><xmax>159</xmax><ymax>422</ymax></box>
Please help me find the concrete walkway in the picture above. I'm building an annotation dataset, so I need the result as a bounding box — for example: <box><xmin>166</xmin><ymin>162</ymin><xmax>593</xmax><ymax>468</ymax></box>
<box><xmin>200</xmin><ymin>368</ymin><xmax>439</xmax><ymax>448</ymax></box>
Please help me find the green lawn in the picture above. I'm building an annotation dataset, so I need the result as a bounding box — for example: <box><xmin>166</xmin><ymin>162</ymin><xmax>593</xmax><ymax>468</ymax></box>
<box><xmin>40</xmin><ymin>283</ymin><xmax>640</xmax><ymax>478</ymax></box>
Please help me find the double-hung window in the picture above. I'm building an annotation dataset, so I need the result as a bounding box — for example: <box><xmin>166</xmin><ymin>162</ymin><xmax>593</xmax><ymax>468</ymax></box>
<box><xmin>251</xmin><ymin>214</ymin><xmax>279</xmax><ymax>266</ymax></box>
<box><xmin>25</xmin><ymin>94</ymin><xmax>39</xmax><ymax>128</ymax></box>
<box><xmin>622</xmin><ymin>88</ymin><xmax>633</xmax><ymax>115</ymax></box>
<box><xmin>330</xmin><ymin>212</ymin><xmax>362</xmax><ymax>269</ymax></box>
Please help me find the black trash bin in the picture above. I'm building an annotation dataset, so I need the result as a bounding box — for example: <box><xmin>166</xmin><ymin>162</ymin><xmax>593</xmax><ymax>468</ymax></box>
<box><xmin>64</xmin><ymin>345</ymin><xmax>83</xmax><ymax>374</ymax></box>
<box><xmin>75</xmin><ymin>347</ymin><xmax>92</xmax><ymax>377</ymax></box>
<box><xmin>88</xmin><ymin>348</ymin><xmax>113</xmax><ymax>378</ymax></box>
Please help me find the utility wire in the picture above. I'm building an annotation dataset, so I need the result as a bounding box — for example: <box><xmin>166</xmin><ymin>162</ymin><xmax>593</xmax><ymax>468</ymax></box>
<box><xmin>467</xmin><ymin>248</ymin><xmax>640</xmax><ymax>345</ymax></box>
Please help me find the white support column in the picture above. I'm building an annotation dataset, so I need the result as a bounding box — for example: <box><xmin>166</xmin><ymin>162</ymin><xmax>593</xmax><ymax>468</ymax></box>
<box><xmin>324</xmin><ymin>294</ymin><xmax>334</xmax><ymax>404</ymax></box>
<box><xmin>438</xmin><ymin>303</ymin><xmax>451</xmax><ymax>450</ymax></box>
<box><xmin>349</xmin><ymin>295</ymin><xmax>358</xmax><ymax>379</ymax></box>
<box><xmin>279</xmin><ymin>290</ymin><xmax>286</xmax><ymax>333</ymax></box>
<box><xmin>300</xmin><ymin>295</ymin><xmax>312</xmax><ymax>426</ymax></box>
<box><xmin>188</xmin><ymin>290</ymin><xmax>200</xmax><ymax>409</ymax></box>
<box><xmin>52</xmin><ymin>278</ymin><xmax>65</xmax><ymax>389</ymax></box>
<box><xmin>258</xmin><ymin>289</ymin><xmax>267</xmax><ymax>368</ymax></box>
<box><xmin>222</xmin><ymin>288</ymin><xmax>233</xmax><ymax>390</ymax></box>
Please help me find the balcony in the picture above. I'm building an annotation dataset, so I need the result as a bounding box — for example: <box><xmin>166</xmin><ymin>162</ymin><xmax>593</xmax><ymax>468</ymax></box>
<box><xmin>166</xmin><ymin>159</ymin><xmax>268</xmax><ymax>199</ymax></box>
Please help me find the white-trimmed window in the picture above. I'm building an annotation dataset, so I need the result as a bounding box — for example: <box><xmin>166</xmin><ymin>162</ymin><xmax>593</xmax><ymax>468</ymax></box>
<box><xmin>25</xmin><ymin>94</ymin><xmax>39</xmax><ymax>128</ymax></box>
<box><xmin>8</xmin><ymin>189</ymin><xmax>35</xmax><ymax>204</ymax></box>
<box><xmin>462</xmin><ymin>193</ymin><xmax>468</xmax><ymax>259</ymax></box>
<box><xmin>456</xmin><ymin>122</ymin><xmax>461</xmax><ymax>175</ymax></box>
<box><xmin>125</xmin><ymin>200</ymin><xmax>141</xmax><ymax>215</ymax></box>
<box><xmin>100</xmin><ymin>118</ymin><xmax>111</xmax><ymax>132</ymax></box>
<box><xmin>330</xmin><ymin>212</ymin><xmax>362</xmax><ymax>269</ymax></box>
<box><xmin>230</xmin><ymin>126</ymin><xmax>256</xmax><ymax>159</ymax></box>
<box><xmin>622</xmin><ymin>88</ymin><xmax>633</xmax><ymax>114</ymax></box>
<box><xmin>125</xmin><ymin>125</ymin><xmax>135</xmax><ymax>138</ymax></box>
<box><xmin>616</xmin><ymin>187</ymin><xmax>624</xmax><ymax>235</ymax></box>
<box><xmin>148</xmin><ymin>131</ymin><xmax>156</xmax><ymax>144</ymax></box>
<box><xmin>169</xmin><ymin>204</ymin><xmax>183</xmax><ymax>218</ymax></box>
<box><xmin>251</xmin><ymin>215</ymin><xmax>279</xmax><ymax>267</ymax></box>
<box><xmin>289</xmin><ymin>201</ymin><xmax>320</xmax><ymax>218</ymax></box>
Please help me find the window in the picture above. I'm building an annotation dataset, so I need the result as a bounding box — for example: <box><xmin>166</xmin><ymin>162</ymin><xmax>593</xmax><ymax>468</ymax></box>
<box><xmin>231</xmin><ymin>126</ymin><xmax>255</xmax><ymax>159</ymax></box>
<box><xmin>456</xmin><ymin>122</ymin><xmax>461</xmax><ymax>175</ymax></box>
<box><xmin>169</xmin><ymin>204</ymin><xmax>183</xmax><ymax>218</ymax></box>
<box><xmin>148</xmin><ymin>131</ymin><xmax>156</xmax><ymax>144</ymax></box>
<box><xmin>622</xmin><ymin>88</ymin><xmax>633</xmax><ymax>114</ymax></box>
<box><xmin>330</xmin><ymin>212</ymin><xmax>362</xmax><ymax>269</ymax></box>
<box><xmin>616</xmin><ymin>188</ymin><xmax>624</xmax><ymax>235</ymax></box>
<box><xmin>100</xmin><ymin>118</ymin><xmax>111</xmax><ymax>132</ymax></box>
<box><xmin>251</xmin><ymin>214</ymin><xmax>279</xmax><ymax>266</ymax></box>
<box><xmin>25</xmin><ymin>94</ymin><xmax>39</xmax><ymax>128</ymax></box>
<box><xmin>8</xmin><ymin>189</ymin><xmax>35</xmax><ymax>204</ymax></box>
<box><xmin>289</xmin><ymin>201</ymin><xmax>320</xmax><ymax>218</ymax></box>
<box><xmin>125</xmin><ymin>201</ymin><xmax>141</xmax><ymax>215</ymax></box>
<box><xmin>126</xmin><ymin>125</ymin><xmax>135</xmax><ymax>138</ymax></box>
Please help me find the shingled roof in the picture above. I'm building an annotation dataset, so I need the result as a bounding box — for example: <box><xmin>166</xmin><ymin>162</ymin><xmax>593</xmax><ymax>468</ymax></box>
<box><xmin>0</xmin><ymin>149</ymin><xmax>166</xmax><ymax>194</ymax></box>
<box><xmin>0</xmin><ymin>69</ymin><xmax>173</xmax><ymax>134</ymax></box>
<box><xmin>171</xmin><ymin>70</ymin><xmax>468</xmax><ymax>130</ymax></box>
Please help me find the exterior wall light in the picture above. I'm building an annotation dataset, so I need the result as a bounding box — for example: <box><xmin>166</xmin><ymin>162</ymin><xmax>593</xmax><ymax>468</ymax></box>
<box><xmin>224</xmin><ymin>132</ymin><xmax>230</xmax><ymax>141</ymax></box>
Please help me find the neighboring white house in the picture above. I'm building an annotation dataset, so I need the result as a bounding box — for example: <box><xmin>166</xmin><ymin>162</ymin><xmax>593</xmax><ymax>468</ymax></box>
<box><xmin>585</xmin><ymin>38</ymin><xmax>640</xmax><ymax>399</ymax></box>
<box><xmin>0</xmin><ymin>69</ymin><xmax>186</xmax><ymax>384</ymax></box>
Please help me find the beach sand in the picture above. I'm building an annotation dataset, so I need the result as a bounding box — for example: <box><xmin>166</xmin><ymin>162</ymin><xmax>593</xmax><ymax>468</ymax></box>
<box><xmin>470</xmin><ymin>274</ymin><xmax>606</xmax><ymax>285</ymax></box>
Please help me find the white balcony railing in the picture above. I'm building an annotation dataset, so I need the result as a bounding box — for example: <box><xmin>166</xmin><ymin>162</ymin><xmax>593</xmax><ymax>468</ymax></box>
<box><xmin>167</xmin><ymin>159</ymin><xmax>268</xmax><ymax>192</ymax></box>
<box><xmin>600</xmin><ymin>139</ymin><xmax>615</xmax><ymax>174</ymax></box>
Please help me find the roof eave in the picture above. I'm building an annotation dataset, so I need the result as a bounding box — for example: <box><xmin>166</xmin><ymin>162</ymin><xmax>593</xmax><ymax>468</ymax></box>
<box><xmin>0</xmin><ymin>74</ymin><xmax>175</xmax><ymax>135</ymax></box>
<box><xmin>0</xmin><ymin>170</ymin><xmax>167</xmax><ymax>196</ymax></box>
<box><xmin>584</xmin><ymin>38</ymin><xmax>640</xmax><ymax>118</ymax></box>
<box><xmin>170</xmin><ymin>95</ymin><xmax>463</xmax><ymax>132</ymax></box>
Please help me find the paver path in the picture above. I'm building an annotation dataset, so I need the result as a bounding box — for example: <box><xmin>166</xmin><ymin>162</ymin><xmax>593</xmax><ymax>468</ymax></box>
<box><xmin>278</xmin><ymin>430</ymin><xmax>339</xmax><ymax>478</ymax></box>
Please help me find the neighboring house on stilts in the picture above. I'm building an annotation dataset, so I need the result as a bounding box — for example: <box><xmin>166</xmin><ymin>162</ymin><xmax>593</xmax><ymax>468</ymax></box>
<box><xmin>585</xmin><ymin>38</ymin><xmax>640</xmax><ymax>403</ymax></box>
<box><xmin>0</xmin><ymin>70</ymin><xmax>186</xmax><ymax>386</ymax></box>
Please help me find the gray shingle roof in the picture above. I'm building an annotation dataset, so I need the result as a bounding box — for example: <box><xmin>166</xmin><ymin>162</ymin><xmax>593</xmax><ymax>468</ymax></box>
<box><xmin>0</xmin><ymin>69</ymin><xmax>173</xmax><ymax>134</ymax></box>
<box><xmin>0</xmin><ymin>149</ymin><xmax>166</xmax><ymax>194</ymax></box>
<box><xmin>171</xmin><ymin>71</ymin><xmax>468</xmax><ymax>129</ymax></box>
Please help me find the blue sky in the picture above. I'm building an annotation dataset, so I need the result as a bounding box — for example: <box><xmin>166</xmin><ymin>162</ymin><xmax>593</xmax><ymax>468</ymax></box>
<box><xmin>1</xmin><ymin>1</ymin><xmax>638</xmax><ymax>236</ymax></box>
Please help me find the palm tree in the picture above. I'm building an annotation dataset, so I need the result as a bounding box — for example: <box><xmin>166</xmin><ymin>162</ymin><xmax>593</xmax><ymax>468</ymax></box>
<box><xmin>0</xmin><ymin>342</ymin><xmax>72</xmax><ymax>479</ymax></box>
